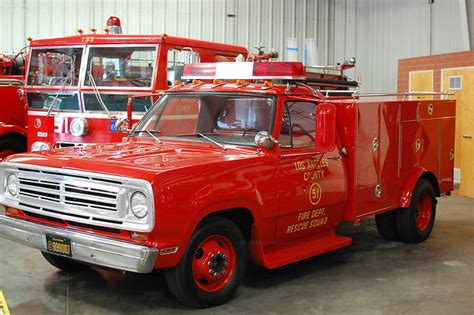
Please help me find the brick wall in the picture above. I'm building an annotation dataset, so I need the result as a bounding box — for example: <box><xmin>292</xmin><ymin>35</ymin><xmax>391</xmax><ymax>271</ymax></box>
<box><xmin>397</xmin><ymin>51</ymin><xmax>474</xmax><ymax>92</ymax></box>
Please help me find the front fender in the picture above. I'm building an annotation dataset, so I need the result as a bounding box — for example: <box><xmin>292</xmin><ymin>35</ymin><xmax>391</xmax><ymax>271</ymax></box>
<box><xmin>155</xmin><ymin>197</ymin><xmax>268</xmax><ymax>269</ymax></box>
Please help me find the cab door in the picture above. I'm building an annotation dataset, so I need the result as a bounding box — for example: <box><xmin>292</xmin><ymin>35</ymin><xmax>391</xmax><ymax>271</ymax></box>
<box><xmin>275</xmin><ymin>98</ymin><xmax>347</xmax><ymax>241</ymax></box>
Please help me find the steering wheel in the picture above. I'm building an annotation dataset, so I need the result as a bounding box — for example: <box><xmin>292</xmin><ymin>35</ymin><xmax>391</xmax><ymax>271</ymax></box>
<box><xmin>242</xmin><ymin>127</ymin><xmax>265</xmax><ymax>137</ymax></box>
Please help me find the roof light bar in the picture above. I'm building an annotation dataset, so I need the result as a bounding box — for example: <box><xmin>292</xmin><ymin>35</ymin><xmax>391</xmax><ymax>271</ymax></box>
<box><xmin>182</xmin><ymin>62</ymin><xmax>306</xmax><ymax>80</ymax></box>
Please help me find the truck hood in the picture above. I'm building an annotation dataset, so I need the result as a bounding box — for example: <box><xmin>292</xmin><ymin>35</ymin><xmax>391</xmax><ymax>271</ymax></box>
<box><xmin>5</xmin><ymin>139</ymin><xmax>257</xmax><ymax>179</ymax></box>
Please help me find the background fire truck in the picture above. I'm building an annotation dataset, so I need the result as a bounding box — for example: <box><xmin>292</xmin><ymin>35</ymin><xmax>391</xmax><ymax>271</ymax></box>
<box><xmin>0</xmin><ymin>50</ymin><xmax>27</xmax><ymax>160</ymax></box>
<box><xmin>25</xmin><ymin>16</ymin><xmax>247</xmax><ymax>152</ymax></box>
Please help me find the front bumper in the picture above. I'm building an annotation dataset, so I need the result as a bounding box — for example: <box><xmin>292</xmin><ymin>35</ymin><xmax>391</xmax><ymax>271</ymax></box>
<box><xmin>0</xmin><ymin>214</ymin><xmax>158</xmax><ymax>273</ymax></box>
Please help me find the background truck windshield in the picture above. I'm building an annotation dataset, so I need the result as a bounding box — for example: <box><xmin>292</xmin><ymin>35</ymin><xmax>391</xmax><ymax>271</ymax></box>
<box><xmin>132</xmin><ymin>94</ymin><xmax>274</xmax><ymax>146</ymax></box>
<box><xmin>27</xmin><ymin>92</ymin><xmax>80</xmax><ymax>111</ymax></box>
<box><xmin>27</xmin><ymin>47</ymin><xmax>83</xmax><ymax>86</ymax></box>
<box><xmin>85</xmin><ymin>46</ymin><xmax>156</xmax><ymax>88</ymax></box>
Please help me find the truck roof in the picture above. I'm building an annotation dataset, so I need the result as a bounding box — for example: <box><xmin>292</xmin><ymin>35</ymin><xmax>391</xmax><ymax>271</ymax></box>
<box><xmin>29</xmin><ymin>34</ymin><xmax>248</xmax><ymax>54</ymax></box>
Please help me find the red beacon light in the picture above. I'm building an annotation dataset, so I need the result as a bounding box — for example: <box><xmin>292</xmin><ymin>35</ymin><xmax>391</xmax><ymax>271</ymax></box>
<box><xmin>107</xmin><ymin>16</ymin><xmax>122</xmax><ymax>34</ymax></box>
<box><xmin>182</xmin><ymin>62</ymin><xmax>306</xmax><ymax>81</ymax></box>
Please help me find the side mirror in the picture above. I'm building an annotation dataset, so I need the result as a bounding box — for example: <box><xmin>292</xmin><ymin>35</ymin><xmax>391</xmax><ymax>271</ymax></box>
<box><xmin>315</xmin><ymin>103</ymin><xmax>336</xmax><ymax>152</ymax></box>
<box><xmin>115</xmin><ymin>118</ymin><xmax>130</xmax><ymax>132</ymax></box>
<box><xmin>255</xmin><ymin>131</ymin><xmax>275</xmax><ymax>150</ymax></box>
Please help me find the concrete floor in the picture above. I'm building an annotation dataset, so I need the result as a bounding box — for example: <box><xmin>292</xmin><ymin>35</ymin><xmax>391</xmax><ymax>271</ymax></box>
<box><xmin>0</xmin><ymin>195</ymin><xmax>473</xmax><ymax>314</ymax></box>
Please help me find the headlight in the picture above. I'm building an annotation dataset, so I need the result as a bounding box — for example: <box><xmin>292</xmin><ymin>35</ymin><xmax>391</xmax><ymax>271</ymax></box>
<box><xmin>130</xmin><ymin>192</ymin><xmax>148</xmax><ymax>218</ymax></box>
<box><xmin>70</xmin><ymin>118</ymin><xmax>90</xmax><ymax>137</ymax></box>
<box><xmin>31</xmin><ymin>141</ymin><xmax>51</xmax><ymax>152</ymax></box>
<box><xmin>7</xmin><ymin>174</ymin><xmax>18</xmax><ymax>196</ymax></box>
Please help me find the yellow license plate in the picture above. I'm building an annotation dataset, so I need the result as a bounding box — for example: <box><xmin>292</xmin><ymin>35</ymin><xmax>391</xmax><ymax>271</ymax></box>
<box><xmin>46</xmin><ymin>234</ymin><xmax>72</xmax><ymax>257</ymax></box>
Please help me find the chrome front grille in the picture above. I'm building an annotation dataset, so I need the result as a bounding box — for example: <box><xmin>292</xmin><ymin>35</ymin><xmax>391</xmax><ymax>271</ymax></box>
<box><xmin>1</xmin><ymin>163</ymin><xmax>155</xmax><ymax>232</ymax></box>
<box><xmin>16</xmin><ymin>167</ymin><xmax>121</xmax><ymax>218</ymax></box>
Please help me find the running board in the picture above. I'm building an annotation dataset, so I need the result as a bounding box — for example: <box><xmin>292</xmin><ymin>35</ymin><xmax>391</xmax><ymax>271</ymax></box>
<box><xmin>263</xmin><ymin>230</ymin><xmax>352</xmax><ymax>269</ymax></box>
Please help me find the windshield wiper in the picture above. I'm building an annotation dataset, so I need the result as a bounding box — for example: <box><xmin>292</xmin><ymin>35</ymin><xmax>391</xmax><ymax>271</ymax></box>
<box><xmin>46</xmin><ymin>57</ymin><xmax>75</xmax><ymax>116</ymax></box>
<box><xmin>88</xmin><ymin>71</ymin><xmax>111</xmax><ymax>118</ymax></box>
<box><xmin>131</xmin><ymin>129</ymin><xmax>162</xmax><ymax>144</ymax></box>
<box><xmin>177</xmin><ymin>133</ymin><xmax>226</xmax><ymax>151</ymax></box>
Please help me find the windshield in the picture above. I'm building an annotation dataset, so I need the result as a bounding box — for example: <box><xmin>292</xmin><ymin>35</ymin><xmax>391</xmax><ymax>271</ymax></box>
<box><xmin>85</xmin><ymin>46</ymin><xmax>156</xmax><ymax>88</ymax></box>
<box><xmin>131</xmin><ymin>94</ymin><xmax>275</xmax><ymax>147</ymax></box>
<box><xmin>27</xmin><ymin>47</ymin><xmax>83</xmax><ymax>86</ymax></box>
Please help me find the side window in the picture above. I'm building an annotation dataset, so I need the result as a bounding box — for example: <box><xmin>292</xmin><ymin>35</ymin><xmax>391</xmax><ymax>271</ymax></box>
<box><xmin>167</xmin><ymin>49</ymin><xmax>201</xmax><ymax>85</ymax></box>
<box><xmin>279</xmin><ymin>101</ymin><xmax>317</xmax><ymax>148</ymax></box>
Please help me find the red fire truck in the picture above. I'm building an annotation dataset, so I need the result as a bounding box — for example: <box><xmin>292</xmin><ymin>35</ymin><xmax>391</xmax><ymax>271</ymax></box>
<box><xmin>0</xmin><ymin>50</ymin><xmax>28</xmax><ymax>160</ymax></box>
<box><xmin>0</xmin><ymin>61</ymin><xmax>455</xmax><ymax>308</ymax></box>
<box><xmin>25</xmin><ymin>16</ymin><xmax>247</xmax><ymax>151</ymax></box>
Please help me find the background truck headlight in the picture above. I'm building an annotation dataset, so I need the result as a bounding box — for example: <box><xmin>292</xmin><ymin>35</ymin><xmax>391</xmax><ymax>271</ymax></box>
<box><xmin>7</xmin><ymin>173</ymin><xmax>19</xmax><ymax>196</ymax></box>
<box><xmin>70</xmin><ymin>118</ymin><xmax>90</xmax><ymax>137</ymax></box>
<box><xmin>31</xmin><ymin>142</ymin><xmax>51</xmax><ymax>152</ymax></box>
<box><xmin>130</xmin><ymin>192</ymin><xmax>148</xmax><ymax>218</ymax></box>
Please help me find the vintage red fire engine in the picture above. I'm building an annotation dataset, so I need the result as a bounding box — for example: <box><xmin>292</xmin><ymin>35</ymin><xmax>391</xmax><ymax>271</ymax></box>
<box><xmin>0</xmin><ymin>50</ymin><xmax>28</xmax><ymax>160</ymax></box>
<box><xmin>0</xmin><ymin>61</ymin><xmax>455</xmax><ymax>307</ymax></box>
<box><xmin>25</xmin><ymin>16</ymin><xmax>247</xmax><ymax>152</ymax></box>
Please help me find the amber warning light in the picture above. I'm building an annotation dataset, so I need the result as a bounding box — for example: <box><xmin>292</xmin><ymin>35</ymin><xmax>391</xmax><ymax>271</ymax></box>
<box><xmin>182</xmin><ymin>62</ymin><xmax>306</xmax><ymax>80</ymax></box>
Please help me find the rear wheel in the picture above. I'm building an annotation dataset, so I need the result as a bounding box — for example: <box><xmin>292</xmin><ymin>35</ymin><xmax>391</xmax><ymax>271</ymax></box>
<box><xmin>165</xmin><ymin>217</ymin><xmax>248</xmax><ymax>308</ymax></box>
<box><xmin>375</xmin><ymin>209</ymin><xmax>399</xmax><ymax>241</ymax></box>
<box><xmin>41</xmin><ymin>252</ymin><xmax>91</xmax><ymax>272</ymax></box>
<box><xmin>396</xmin><ymin>179</ymin><xmax>436</xmax><ymax>243</ymax></box>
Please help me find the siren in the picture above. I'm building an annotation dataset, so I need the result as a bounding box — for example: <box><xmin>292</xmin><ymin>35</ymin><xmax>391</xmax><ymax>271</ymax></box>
<box><xmin>182</xmin><ymin>62</ymin><xmax>306</xmax><ymax>80</ymax></box>
<box><xmin>107</xmin><ymin>16</ymin><xmax>122</xmax><ymax>34</ymax></box>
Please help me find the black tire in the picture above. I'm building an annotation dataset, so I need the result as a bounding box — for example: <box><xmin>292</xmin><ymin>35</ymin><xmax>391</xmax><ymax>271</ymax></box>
<box><xmin>41</xmin><ymin>252</ymin><xmax>91</xmax><ymax>272</ymax></box>
<box><xmin>164</xmin><ymin>217</ymin><xmax>248</xmax><ymax>308</ymax></box>
<box><xmin>396</xmin><ymin>179</ymin><xmax>437</xmax><ymax>243</ymax></box>
<box><xmin>0</xmin><ymin>135</ymin><xmax>27</xmax><ymax>160</ymax></box>
<box><xmin>375</xmin><ymin>209</ymin><xmax>399</xmax><ymax>241</ymax></box>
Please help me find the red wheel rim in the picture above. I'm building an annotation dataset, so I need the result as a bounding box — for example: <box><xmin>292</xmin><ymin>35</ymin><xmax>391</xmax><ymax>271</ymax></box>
<box><xmin>0</xmin><ymin>149</ymin><xmax>16</xmax><ymax>161</ymax></box>
<box><xmin>192</xmin><ymin>235</ymin><xmax>236</xmax><ymax>293</ymax></box>
<box><xmin>416</xmin><ymin>191</ymin><xmax>433</xmax><ymax>231</ymax></box>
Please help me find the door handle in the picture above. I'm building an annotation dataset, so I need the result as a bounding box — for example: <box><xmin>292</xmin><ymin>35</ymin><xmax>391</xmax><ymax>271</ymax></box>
<box><xmin>463</xmin><ymin>134</ymin><xmax>472</xmax><ymax>139</ymax></box>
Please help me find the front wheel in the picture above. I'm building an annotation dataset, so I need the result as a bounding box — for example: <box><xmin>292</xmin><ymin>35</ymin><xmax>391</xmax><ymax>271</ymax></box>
<box><xmin>165</xmin><ymin>217</ymin><xmax>248</xmax><ymax>308</ymax></box>
<box><xmin>396</xmin><ymin>179</ymin><xmax>437</xmax><ymax>243</ymax></box>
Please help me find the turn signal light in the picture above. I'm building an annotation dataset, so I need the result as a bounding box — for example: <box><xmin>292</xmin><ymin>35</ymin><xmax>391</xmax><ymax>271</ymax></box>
<box><xmin>5</xmin><ymin>207</ymin><xmax>20</xmax><ymax>216</ymax></box>
<box><xmin>173</xmin><ymin>80</ymin><xmax>182</xmax><ymax>86</ymax></box>
<box><xmin>191</xmin><ymin>79</ymin><xmax>202</xmax><ymax>86</ymax></box>
<box><xmin>212</xmin><ymin>79</ymin><xmax>223</xmax><ymax>85</ymax></box>
<box><xmin>130</xmin><ymin>232</ymin><xmax>148</xmax><ymax>241</ymax></box>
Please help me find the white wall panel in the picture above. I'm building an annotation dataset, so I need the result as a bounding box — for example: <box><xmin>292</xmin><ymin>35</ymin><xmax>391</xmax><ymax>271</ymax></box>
<box><xmin>0</xmin><ymin>0</ymin><xmax>471</xmax><ymax>93</ymax></box>
<box><xmin>0</xmin><ymin>0</ymin><xmax>321</xmax><ymax>61</ymax></box>
<box><xmin>330</xmin><ymin>0</ymin><xmax>470</xmax><ymax>92</ymax></box>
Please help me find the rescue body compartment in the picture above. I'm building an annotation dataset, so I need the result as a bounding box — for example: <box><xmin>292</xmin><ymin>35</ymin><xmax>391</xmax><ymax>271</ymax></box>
<box><xmin>337</xmin><ymin>98</ymin><xmax>456</xmax><ymax>221</ymax></box>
